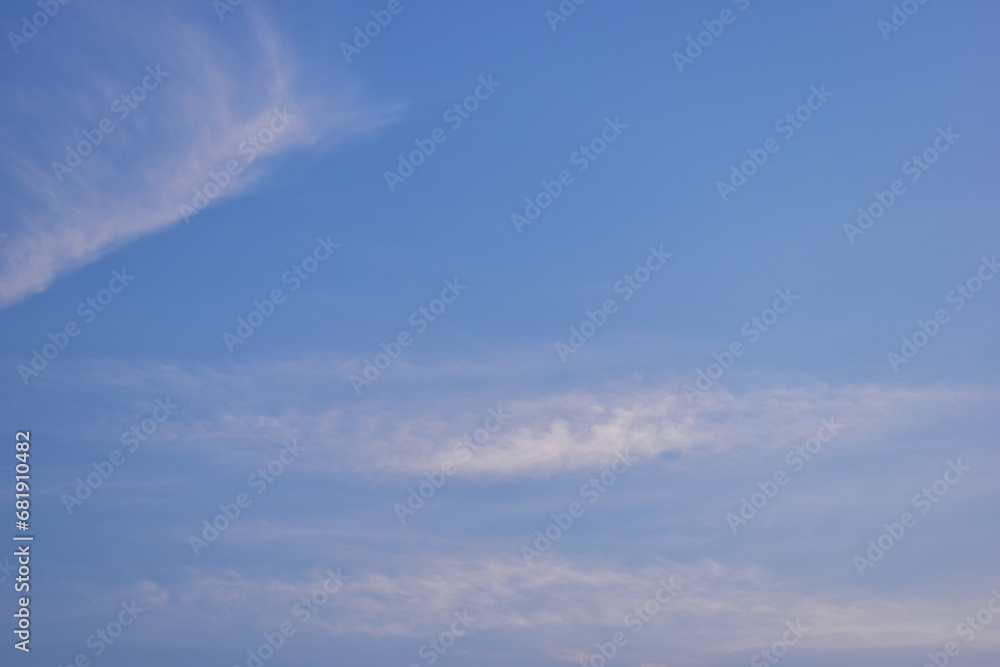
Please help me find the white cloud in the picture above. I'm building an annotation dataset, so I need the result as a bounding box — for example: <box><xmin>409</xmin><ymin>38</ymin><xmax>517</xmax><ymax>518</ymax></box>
<box><xmin>41</xmin><ymin>355</ymin><xmax>1000</xmax><ymax>658</ymax></box>
<box><xmin>0</xmin><ymin>3</ymin><xmax>394</xmax><ymax>309</ymax></box>
<box><xmin>55</xmin><ymin>356</ymin><xmax>996</xmax><ymax>479</ymax></box>
<box><xmin>145</xmin><ymin>555</ymin><xmax>997</xmax><ymax>655</ymax></box>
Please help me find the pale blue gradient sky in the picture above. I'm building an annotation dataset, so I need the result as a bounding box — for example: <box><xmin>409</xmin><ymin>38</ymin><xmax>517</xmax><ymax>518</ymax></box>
<box><xmin>1</xmin><ymin>1</ymin><xmax>999</xmax><ymax>666</ymax></box>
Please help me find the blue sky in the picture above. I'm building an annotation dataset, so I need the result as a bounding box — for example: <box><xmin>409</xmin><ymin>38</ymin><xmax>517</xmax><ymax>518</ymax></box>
<box><xmin>1</xmin><ymin>1</ymin><xmax>999</xmax><ymax>665</ymax></box>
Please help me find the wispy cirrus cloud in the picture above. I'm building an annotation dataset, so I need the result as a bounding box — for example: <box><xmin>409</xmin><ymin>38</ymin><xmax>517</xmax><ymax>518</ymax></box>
<box><xmin>92</xmin><ymin>555</ymin><xmax>1000</xmax><ymax>656</ymax></box>
<box><xmin>43</xmin><ymin>354</ymin><xmax>998</xmax><ymax>479</ymax></box>
<box><xmin>0</xmin><ymin>2</ymin><xmax>395</xmax><ymax>309</ymax></box>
